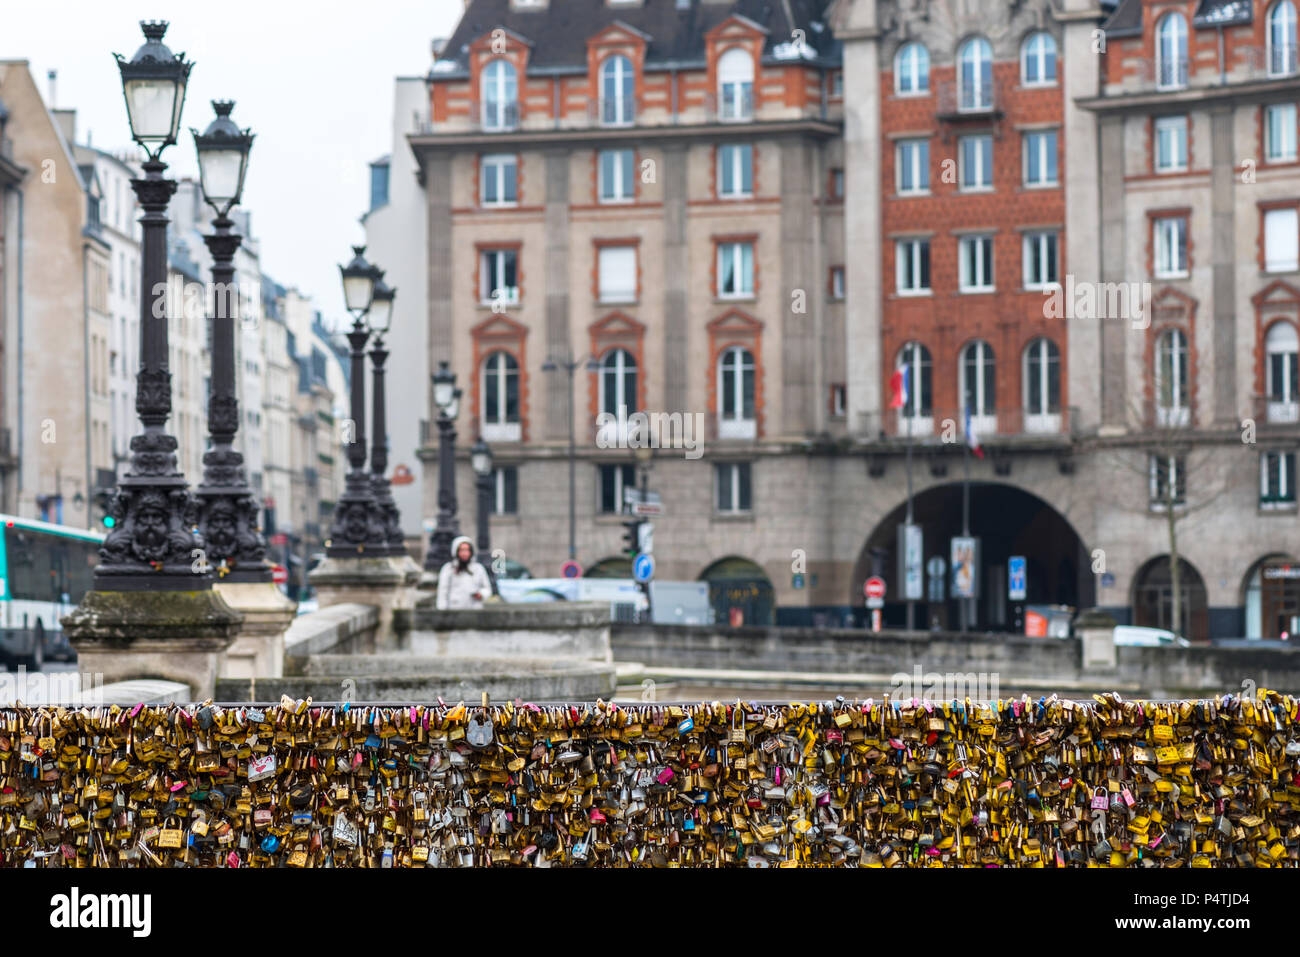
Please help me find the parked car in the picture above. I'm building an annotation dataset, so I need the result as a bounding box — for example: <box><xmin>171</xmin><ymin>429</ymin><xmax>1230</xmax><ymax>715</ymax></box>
<box><xmin>1113</xmin><ymin>625</ymin><xmax>1190</xmax><ymax>648</ymax></box>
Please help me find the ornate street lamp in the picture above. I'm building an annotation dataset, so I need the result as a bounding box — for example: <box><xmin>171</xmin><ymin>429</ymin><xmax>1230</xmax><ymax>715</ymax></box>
<box><xmin>367</xmin><ymin>278</ymin><xmax>406</xmax><ymax>557</ymax></box>
<box><xmin>422</xmin><ymin>362</ymin><xmax>461</xmax><ymax>572</ymax></box>
<box><xmin>541</xmin><ymin>350</ymin><xmax>600</xmax><ymax>561</ymax></box>
<box><xmin>327</xmin><ymin>246</ymin><xmax>385</xmax><ymax>556</ymax></box>
<box><xmin>471</xmin><ymin>436</ymin><xmax>496</xmax><ymax>593</ymax></box>
<box><xmin>94</xmin><ymin>21</ymin><xmax>204</xmax><ymax>589</ymax></box>
<box><xmin>190</xmin><ymin>100</ymin><xmax>267</xmax><ymax>581</ymax></box>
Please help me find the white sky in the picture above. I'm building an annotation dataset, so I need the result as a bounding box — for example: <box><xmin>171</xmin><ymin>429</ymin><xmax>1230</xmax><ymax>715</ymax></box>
<box><xmin>2</xmin><ymin>0</ymin><xmax>464</xmax><ymax>324</ymax></box>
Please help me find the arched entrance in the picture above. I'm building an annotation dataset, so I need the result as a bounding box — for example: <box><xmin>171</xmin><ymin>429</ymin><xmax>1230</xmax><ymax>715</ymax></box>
<box><xmin>700</xmin><ymin>557</ymin><xmax>774</xmax><ymax>626</ymax></box>
<box><xmin>585</xmin><ymin>557</ymin><xmax>632</xmax><ymax>578</ymax></box>
<box><xmin>852</xmin><ymin>482</ymin><xmax>1093</xmax><ymax>632</ymax></box>
<box><xmin>1242</xmin><ymin>554</ymin><xmax>1300</xmax><ymax>639</ymax></box>
<box><xmin>1132</xmin><ymin>555</ymin><xmax>1208</xmax><ymax>641</ymax></box>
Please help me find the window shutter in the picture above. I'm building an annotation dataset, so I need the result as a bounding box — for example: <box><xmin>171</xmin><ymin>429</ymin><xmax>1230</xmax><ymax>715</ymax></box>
<box><xmin>598</xmin><ymin>247</ymin><xmax>636</xmax><ymax>302</ymax></box>
<box><xmin>1266</xmin><ymin>208</ymin><xmax>1299</xmax><ymax>272</ymax></box>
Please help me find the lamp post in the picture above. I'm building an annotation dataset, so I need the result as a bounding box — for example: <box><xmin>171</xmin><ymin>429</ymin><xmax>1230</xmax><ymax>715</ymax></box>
<box><xmin>471</xmin><ymin>435</ymin><xmax>495</xmax><ymax>592</ymax></box>
<box><xmin>541</xmin><ymin>350</ymin><xmax>599</xmax><ymax>561</ymax></box>
<box><xmin>190</xmin><ymin>100</ymin><xmax>267</xmax><ymax>581</ymax></box>
<box><xmin>422</xmin><ymin>361</ymin><xmax>461</xmax><ymax>572</ymax></box>
<box><xmin>94</xmin><ymin>20</ymin><xmax>207</xmax><ymax>589</ymax></box>
<box><xmin>367</xmin><ymin>278</ymin><xmax>405</xmax><ymax>557</ymax></box>
<box><xmin>326</xmin><ymin>246</ymin><xmax>384</xmax><ymax>556</ymax></box>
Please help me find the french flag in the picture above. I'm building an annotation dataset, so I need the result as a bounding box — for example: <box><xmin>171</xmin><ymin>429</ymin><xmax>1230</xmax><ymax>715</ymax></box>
<box><xmin>965</xmin><ymin>405</ymin><xmax>984</xmax><ymax>458</ymax></box>
<box><xmin>889</xmin><ymin>366</ymin><xmax>909</xmax><ymax>410</ymax></box>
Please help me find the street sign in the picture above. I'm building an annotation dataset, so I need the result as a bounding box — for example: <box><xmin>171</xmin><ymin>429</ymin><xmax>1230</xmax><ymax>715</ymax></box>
<box><xmin>1008</xmin><ymin>556</ymin><xmax>1027</xmax><ymax>601</ymax></box>
<box><xmin>792</xmin><ymin>573</ymin><xmax>805</xmax><ymax>590</ymax></box>
<box><xmin>270</xmin><ymin>533</ymin><xmax>288</xmax><ymax>547</ymax></box>
<box><xmin>271</xmin><ymin>565</ymin><xmax>288</xmax><ymax>585</ymax></box>
<box><xmin>630</xmin><ymin>502</ymin><xmax>663</xmax><ymax>517</ymax></box>
<box><xmin>864</xmin><ymin>576</ymin><xmax>886</xmax><ymax>609</ymax></box>
<box><xmin>1100</xmin><ymin>572</ymin><xmax>1116</xmax><ymax>588</ymax></box>
<box><xmin>633</xmin><ymin>552</ymin><xmax>655</xmax><ymax>584</ymax></box>
<box><xmin>637</xmin><ymin>523</ymin><xmax>653</xmax><ymax>554</ymax></box>
<box><xmin>623</xmin><ymin>488</ymin><xmax>662</xmax><ymax>506</ymax></box>
<box><xmin>898</xmin><ymin>524</ymin><xmax>923</xmax><ymax>601</ymax></box>
<box><xmin>560</xmin><ymin>560</ymin><xmax>582</xmax><ymax>579</ymax></box>
<box><xmin>950</xmin><ymin>536</ymin><xmax>979</xmax><ymax>599</ymax></box>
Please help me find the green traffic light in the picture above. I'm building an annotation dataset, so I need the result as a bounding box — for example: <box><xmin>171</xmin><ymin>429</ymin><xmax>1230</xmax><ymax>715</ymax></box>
<box><xmin>102</xmin><ymin>516</ymin><xmax>116</xmax><ymax>528</ymax></box>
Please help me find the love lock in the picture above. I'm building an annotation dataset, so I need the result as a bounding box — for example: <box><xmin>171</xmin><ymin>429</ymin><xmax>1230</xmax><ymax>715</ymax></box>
<box><xmin>466</xmin><ymin>709</ymin><xmax>494</xmax><ymax>749</ymax></box>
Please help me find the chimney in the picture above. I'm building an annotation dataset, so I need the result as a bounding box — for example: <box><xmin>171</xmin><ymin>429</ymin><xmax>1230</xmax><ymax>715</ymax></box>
<box><xmin>52</xmin><ymin>108</ymin><xmax>76</xmax><ymax>148</ymax></box>
<box><xmin>47</xmin><ymin>69</ymin><xmax>57</xmax><ymax>108</ymax></box>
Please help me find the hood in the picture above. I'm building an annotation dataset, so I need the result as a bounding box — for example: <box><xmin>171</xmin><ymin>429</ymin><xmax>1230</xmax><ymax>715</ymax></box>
<box><xmin>450</xmin><ymin>535</ymin><xmax>476</xmax><ymax>559</ymax></box>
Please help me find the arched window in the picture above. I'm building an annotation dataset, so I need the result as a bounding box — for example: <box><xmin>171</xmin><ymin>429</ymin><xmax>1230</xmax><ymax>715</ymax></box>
<box><xmin>600</xmin><ymin>54</ymin><xmax>635</xmax><ymax>126</ymax></box>
<box><xmin>1270</xmin><ymin>1</ymin><xmax>1298</xmax><ymax>75</ymax></box>
<box><xmin>896</xmin><ymin>341</ymin><xmax>932</xmax><ymax>420</ymax></box>
<box><xmin>1154</xmin><ymin>328</ymin><xmax>1190</xmax><ymax>426</ymax></box>
<box><xmin>1266</xmin><ymin>321</ymin><xmax>1300</xmax><ymax>422</ymax></box>
<box><xmin>1156</xmin><ymin>13</ymin><xmax>1188</xmax><ymax>89</ymax></box>
<box><xmin>717</xmin><ymin>48</ymin><xmax>754</xmax><ymax>121</ymax></box>
<box><xmin>482</xmin><ymin>59</ymin><xmax>518</xmax><ymax>130</ymax></box>
<box><xmin>481</xmin><ymin>351</ymin><xmax>520</xmax><ymax>441</ymax></box>
<box><xmin>1021</xmin><ymin>32</ymin><xmax>1057</xmax><ymax>86</ymax></box>
<box><xmin>599</xmin><ymin>348</ymin><xmax>637</xmax><ymax>416</ymax></box>
<box><xmin>1022</xmin><ymin>337</ymin><xmax>1060</xmax><ymax>431</ymax></box>
<box><xmin>961</xmin><ymin>340</ymin><xmax>996</xmax><ymax>417</ymax></box>
<box><xmin>958</xmin><ymin>37</ymin><xmax>993</xmax><ymax>111</ymax></box>
<box><xmin>895</xmin><ymin>42</ymin><xmax>930</xmax><ymax>94</ymax></box>
<box><xmin>717</xmin><ymin>346</ymin><xmax>756</xmax><ymax>438</ymax></box>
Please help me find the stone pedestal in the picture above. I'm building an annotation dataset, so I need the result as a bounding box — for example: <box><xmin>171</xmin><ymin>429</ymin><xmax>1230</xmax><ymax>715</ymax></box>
<box><xmin>215</xmin><ymin>580</ymin><xmax>296</xmax><ymax>679</ymax></box>
<box><xmin>309</xmin><ymin>556</ymin><xmax>412</xmax><ymax>649</ymax></box>
<box><xmin>62</xmin><ymin>589</ymin><xmax>244</xmax><ymax>702</ymax></box>
<box><xmin>1076</xmin><ymin>608</ymin><xmax>1118</xmax><ymax>670</ymax></box>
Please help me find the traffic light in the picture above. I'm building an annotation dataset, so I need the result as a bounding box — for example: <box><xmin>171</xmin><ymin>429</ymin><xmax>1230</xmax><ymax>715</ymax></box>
<box><xmin>621</xmin><ymin>519</ymin><xmax>642</xmax><ymax>558</ymax></box>
<box><xmin>94</xmin><ymin>489</ymin><xmax>115</xmax><ymax>529</ymax></box>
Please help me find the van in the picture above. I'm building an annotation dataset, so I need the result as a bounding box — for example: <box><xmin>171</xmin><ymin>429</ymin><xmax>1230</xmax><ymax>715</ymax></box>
<box><xmin>1112</xmin><ymin>625</ymin><xmax>1190</xmax><ymax>648</ymax></box>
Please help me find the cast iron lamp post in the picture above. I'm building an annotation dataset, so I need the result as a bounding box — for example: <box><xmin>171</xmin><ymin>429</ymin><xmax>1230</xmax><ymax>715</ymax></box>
<box><xmin>366</xmin><ymin>278</ymin><xmax>405</xmax><ymax>557</ymax></box>
<box><xmin>471</xmin><ymin>436</ymin><xmax>495</xmax><ymax>591</ymax></box>
<box><xmin>326</xmin><ymin>246</ymin><xmax>385</xmax><ymax>556</ymax></box>
<box><xmin>541</xmin><ymin>350</ymin><xmax>600</xmax><ymax>561</ymax></box>
<box><xmin>422</xmin><ymin>362</ymin><xmax>462</xmax><ymax>572</ymax></box>
<box><xmin>94</xmin><ymin>20</ymin><xmax>207</xmax><ymax>589</ymax></box>
<box><xmin>190</xmin><ymin>100</ymin><xmax>268</xmax><ymax>581</ymax></box>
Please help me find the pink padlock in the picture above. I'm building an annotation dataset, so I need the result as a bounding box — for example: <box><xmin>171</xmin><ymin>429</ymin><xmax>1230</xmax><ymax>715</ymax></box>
<box><xmin>656</xmin><ymin>767</ymin><xmax>675</xmax><ymax>784</ymax></box>
<box><xmin>590</xmin><ymin>809</ymin><xmax>606</xmax><ymax>823</ymax></box>
<box><xmin>1090</xmin><ymin>787</ymin><xmax>1108</xmax><ymax>810</ymax></box>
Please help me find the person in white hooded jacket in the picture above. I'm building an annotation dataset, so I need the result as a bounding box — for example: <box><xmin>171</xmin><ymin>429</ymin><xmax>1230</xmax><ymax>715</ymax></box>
<box><xmin>436</xmin><ymin>535</ymin><xmax>493</xmax><ymax>610</ymax></box>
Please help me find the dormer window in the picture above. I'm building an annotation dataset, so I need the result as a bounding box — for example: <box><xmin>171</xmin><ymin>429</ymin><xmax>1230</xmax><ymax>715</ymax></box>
<box><xmin>717</xmin><ymin>48</ymin><xmax>754</xmax><ymax>121</ymax></box>
<box><xmin>600</xmin><ymin>54</ymin><xmax>635</xmax><ymax>126</ymax></box>
<box><xmin>482</xmin><ymin>59</ymin><xmax>519</xmax><ymax>131</ymax></box>
<box><xmin>1155</xmin><ymin>13</ymin><xmax>1188</xmax><ymax>90</ymax></box>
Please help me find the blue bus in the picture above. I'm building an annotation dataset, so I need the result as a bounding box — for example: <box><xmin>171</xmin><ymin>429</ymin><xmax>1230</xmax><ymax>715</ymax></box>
<box><xmin>0</xmin><ymin>515</ymin><xmax>103</xmax><ymax>668</ymax></box>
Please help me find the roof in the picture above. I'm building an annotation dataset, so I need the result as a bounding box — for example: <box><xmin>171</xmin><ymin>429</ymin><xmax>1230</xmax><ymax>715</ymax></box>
<box><xmin>1105</xmin><ymin>0</ymin><xmax>1257</xmax><ymax>35</ymax></box>
<box><xmin>436</xmin><ymin>0</ymin><xmax>840</xmax><ymax>76</ymax></box>
<box><xmin>1101</xmin><ymin>0</ymin><xmax>1142</xmax><ymax>37</ymax></box>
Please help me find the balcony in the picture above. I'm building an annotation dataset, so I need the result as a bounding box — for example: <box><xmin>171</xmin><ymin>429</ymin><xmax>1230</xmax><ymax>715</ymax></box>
<box><xmin>934</xmin><ymin>76</ymin><xmax>1004</xmax><ymax>122</ymax></box>
<box><xmin>472</xmin><ymin>99</ymin><xmax>520</xmax><ymax>133</ymax></box>
<box><xmin>1240</xmin><ymin>43</ymin><xmax>1299</xmax><ymax>80</ymax></box>
<box><xmin>1254</xmin><ymin>394</ymin><xmax>1300</xmax><ymax>428</ymax></box>
<box><xmin>591</xmin><ymin>97</ymin><xmax>636</xmax><ymax>128</ymax></box>
<box><xmin>704</xmin><ymin>89</ymin><xmax>755</xmax><ymax>124</ymax></box>
<box><xmin>856</xmin><ymin>407</ymin><xmax>1080</xmax><ymax>445</ymax></box>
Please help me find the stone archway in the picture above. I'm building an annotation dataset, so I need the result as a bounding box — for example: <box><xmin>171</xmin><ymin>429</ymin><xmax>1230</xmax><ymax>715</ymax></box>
<box><xmin>1132</xmin><ymin>555</ymin><xmax>1209</xmax><ymax>642</ymax></box>
<box><xmin>699</xmin><ymin>556</ymin><xmax>774</xmax><ymax>626</ymax></box>
<box><xmin>851</xmin><ymin>481</ymin><xmax>1093</xmax><ymax>632</ymax></box>
<box><xmin>1242</xmin><ymin>554</ymin><xmax>1300</xmax><ymax>639</ymax></box>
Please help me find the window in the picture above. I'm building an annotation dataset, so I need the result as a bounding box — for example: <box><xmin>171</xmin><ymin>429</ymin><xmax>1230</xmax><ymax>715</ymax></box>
<box><xmin>481</xmin><ymin>351</ymin><xmax>520</xmax><ymax>440</ymax></box>
<box><xmin>480</xmin><ymin>248</ymin><xmax>519</xmax><ymax>304</ymax></box>
<box><xmin>895</xmin><ymin>42</ymin><xmax>930</xmax><ymax>94</ymax></box>
<box><xmin>959</xmin><ymin>235</ymin><xmax>995</xmax><ymax>292</ymax></box>
<box><xmin>600</xmin><ymin>55</ymin><xmax>635</xmax><ymax>126</ymax></box>
<box><xmin>718</xmin><ymin>47</ymin><xmax>754</xmax><ymax>121</ymax></box>
<box><xmin>958</xmin><ymin>37</ymin><xmax>993</xmax><ymax>111</ymax></box>
<box><xmin>829</xmin><ymin>168</ymin><xmax>844</xmax><ymax>199</ymax></box>
<box><xmin>1154</xmin><ymin>328</ymin><xmax>1190</xmax><ymax>426</ymax></box>
<box><xmin>1266</xmin><ymin>321</ymin><xmax>1300</xmax><ymax>422</ymax></box>
<box><xmin>1154</xmin><ymin>116</ymin><xmax>1188</xmax><ymax>173</ymax></box>
<box><xmin>897</xmin><ymin>138</ymin><xmax>930</xmax><ymax>194</ymax></box>
<box><xmin>598</xmin><ymin>246</ymin><xmax>637</xmax><ymax>303</ymax></box>
<box><xmin>599</xmin><ymin>149</ymin><xmax>635</xmax><ymax>202</ymax></box>
<box><xmin>599</xmin><ymin>464</ymin><xmax>637</xmax><ymax>514</ymax></box>
<box><xmin>481</xmin><ymin>154</ymin><xmax>518</xmax><ymax>206</ymax></box>
<box><xmin>717</xmin><ymin>346</ymin><xmax>756</xmax><ymax>438</ymax></box>
<box><xmin>1156</xmin><ymin>13</ymin><xmax>1188</xmax><ymax>89</ymax></box>
<box><xmin>959</xmin><ymin>135</ymin><xmax>993</xmax><ymax>190</ymax></box>
<box><xmin>1261</xmin><ymin>451</ymin><xmax>1297</xmax><ymax>507</ymax></box>
<box><xmin>829</xmin><ymin>383</ymin><xmax>846</xmax><ymax>417</ymax></box>
<box><xmin>1154</xmin><ymin>216</ymin><xmax>1188</xmax><ymax>277</ymax></box>
<box><xmin>1150</xmin><ymin>455</ymin><xmax>1187</xmax><ymax>507</ymax></box>
<box><xmin>1265</xmin><ymin>207</ymin><xmax>1299</xmax><ymax>272</ymax></box>
<box><xmin>718</xmin><ymin>144</ymin><xmax>753</xmax><ymax>198</ymax></box>
<box><xmin>1021</xmin><ymin>32</ymin><xmax>1057</xmax><ymax>86</ymax></box>
<box><xmin>1266</xmin><ymin>103</ymin><xmax>1297</xmax><ymax>162</ymax></box>
<box><xmin>482</xmin><ymin>59</ymin><xmax>519</xmax><ymax>130</ymax></box>
<box><xmin>830</xmin><ymin>265</ymin><xmax>846</xmax><ymax>300</ymax></box>
<box><xmin>896</xmin><ymin>341</ymin><xmax>932</xmax><ymax>420</ymax></box>
<box><xmin>1023</xmin><ymin>337</ymin><xmax>1061</xmax><ymax>422</ymax></box>
<box><xmin>961</xmin><ymin>340</ymin><xmax>996</xmax><ymax>415</ymax></box>
<box><xmin>895</xmin><ymin>239</ymin><xmax>931</xmax><ymax>294</ymax></box>
<box><xmin>717</xmin><ymin>241</ymin><xmax>754</xmax><ymax>298</ymax></box>
<box><xmin>715</xmin><ymin>462</ymin><xmax>752</xmax><ymax>513</ymax></box>
<box><xmin>1023</xmin><ymin>130</ymin><xmax>1058</xmax><ymax>186</ymax></box>
<box><xmin>1269</xmin><ymin>1</ymin><xmax>1298</xmax><ymax>77</ymax></box>
<box><xmin>491</xmin><ymin>466</ymin><xmax>519</xmax><ymax>515</ymax></box>
<box><xmin>599</xmin><ymin>348</ymin><xmax>637</xmax><ymax>415</ymax></box>
<box><xmin>1023</xmin><ymin>231</ymin><xmax>1059</xmax><ymax>289</ymax></box>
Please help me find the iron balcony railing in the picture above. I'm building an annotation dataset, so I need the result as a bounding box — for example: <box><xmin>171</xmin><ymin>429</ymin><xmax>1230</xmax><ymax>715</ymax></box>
<box><xmin>591</xmin><ymin>97</ymin><xmax>636</xmax><ymax>127</ymax></box>
<box><xmin>704</xmin><ymin>88</ymin><xmax>755</xmax><ymax>124</ymax></box>
<box><xmin>934</xmin><ymin>76</ymin><xmax>1003</xmax><ymax>119</ymax></box>
<box><xmin>472</xmin><ymin>99</ymin><xmax>520</xmax><ymax>132</ymax></box>
<box><xmin>1254</xmin><ymin>393</ymin><xmax>1300</xmax><ymax>427</ymax></box>
<box><xmin>857</xmin><ymin>406</ymin><xmax>1080</xmax><ymax>442</ymax></box>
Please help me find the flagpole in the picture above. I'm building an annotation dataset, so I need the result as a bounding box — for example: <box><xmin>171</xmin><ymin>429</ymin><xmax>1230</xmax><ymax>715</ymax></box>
<box><xmin>962</xmin><ymin>408</ymin><xmax>971</xmax><ymax>631</ymax></box>
<box><xmin>905</xmin><ymin>404</ymin><xmax>914</xmax><ymax>633</ymax></box>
